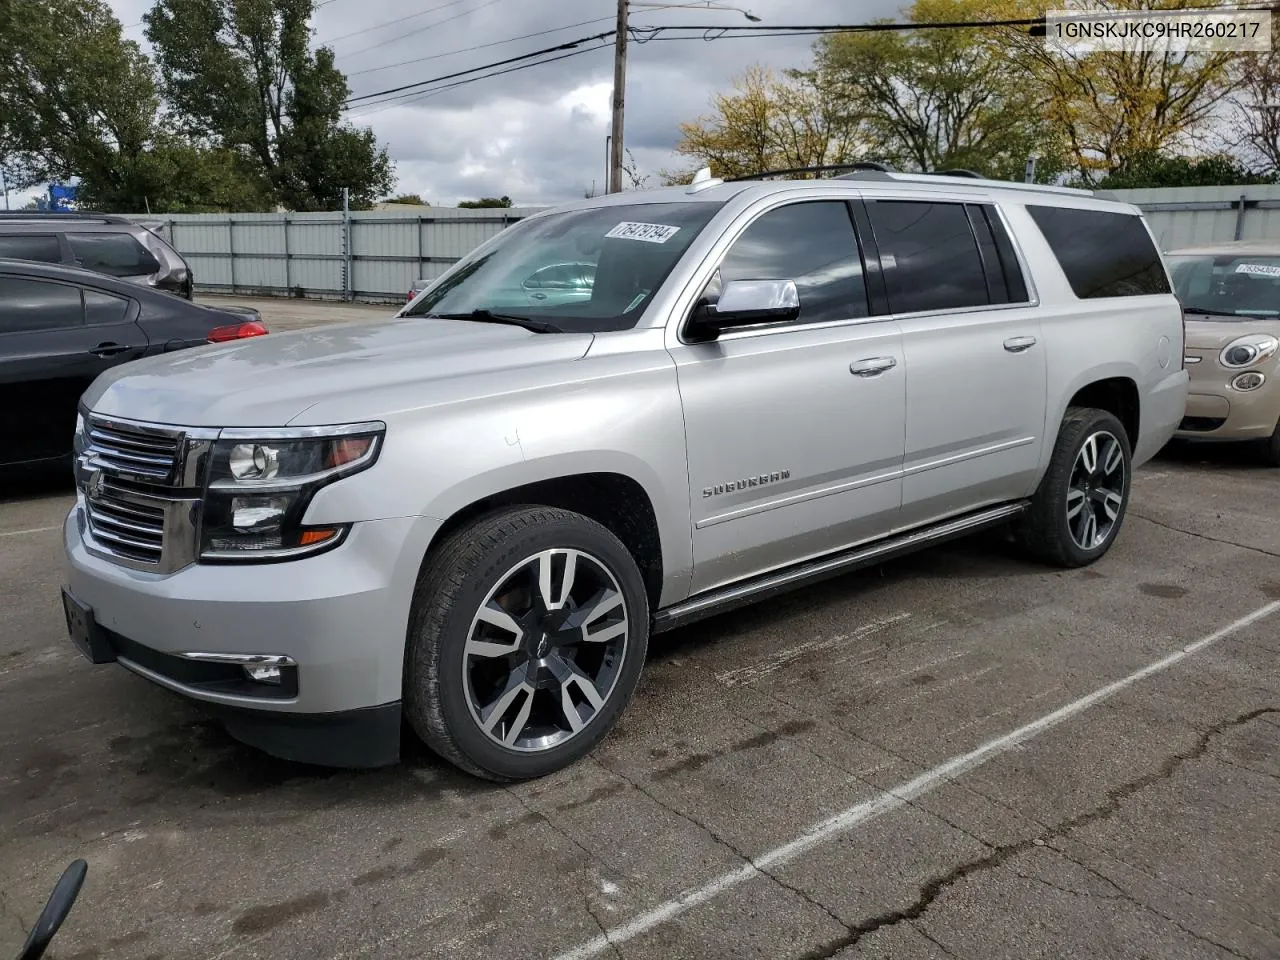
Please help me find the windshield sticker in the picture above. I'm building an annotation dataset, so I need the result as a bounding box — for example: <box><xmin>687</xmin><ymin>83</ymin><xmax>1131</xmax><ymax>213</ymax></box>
<box><xmin>606</xmin><ymin>222</ymin><xmax>681</xmax><ymax>244</ymax></box>
<box><xmin>1234</xmin><ymin>262</ymin><xmax>1280</xmax><ymax>277</ymax></box>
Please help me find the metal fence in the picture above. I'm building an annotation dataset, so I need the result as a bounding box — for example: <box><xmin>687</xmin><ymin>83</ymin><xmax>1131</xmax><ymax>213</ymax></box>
<box><xmin>1102</xmin><ymin>184</ymin><xmax>1280</xmax><ymax>251</ymax></box>
<box><xmin>136</xmin><ymin>207</ymin><xmax>548</xmax><ymax>303</ymax></box>
<box><xmin>137</xmin><ymin>186</ymin><xmax>1280</xmax><ymax>305</ymax></box>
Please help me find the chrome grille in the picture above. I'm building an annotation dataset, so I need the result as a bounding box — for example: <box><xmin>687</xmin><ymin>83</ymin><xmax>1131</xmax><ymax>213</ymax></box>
<box><xmin>77</xmin><ymin>415</ymin><xmax>215</xmax><ymax>573</ymax></box>
<box><xmin>84</xmin><ymin>479</ymin><xmax>167</xmax><ymax>563</ymax></box>
<box><xmin>86</xmin><ymin>420</ymin><xmax>181</xmax><ymax>482</ymax></box>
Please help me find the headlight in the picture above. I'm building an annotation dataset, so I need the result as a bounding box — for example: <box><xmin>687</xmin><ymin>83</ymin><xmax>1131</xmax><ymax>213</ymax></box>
<box><xmin>1220</xmin><ymin>334</ymin><xmax>1279</xmax><ymax>369</ymax></box>
<box><xmin>200</xmin><ymin>423</ymin><xmax>384</xmax><ymax>562</ymax></box>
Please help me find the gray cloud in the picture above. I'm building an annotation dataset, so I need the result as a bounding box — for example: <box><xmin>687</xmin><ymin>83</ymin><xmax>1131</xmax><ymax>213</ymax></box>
<box><xmin>105</xmin><ymin>0</ymin><xmax>903</xmax><ymax>206</ymax></box>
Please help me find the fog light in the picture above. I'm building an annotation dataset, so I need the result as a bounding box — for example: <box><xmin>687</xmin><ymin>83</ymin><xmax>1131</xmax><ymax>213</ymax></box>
<box><xmin>244</xmin><ymin>663</ymin><xmax>283</xmax><ymax>685</ymax></box>
<box><xmin>1232</xmin><ymin>371</ymin><xmax>1265</xmax><ymax>391</ymax></box>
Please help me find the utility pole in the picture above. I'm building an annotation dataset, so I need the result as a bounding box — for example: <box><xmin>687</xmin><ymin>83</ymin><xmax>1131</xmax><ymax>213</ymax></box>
<box><xmin>609</xmin><ymin>0</ymin><xmax>628</xmax><ymax>194</ymax></box>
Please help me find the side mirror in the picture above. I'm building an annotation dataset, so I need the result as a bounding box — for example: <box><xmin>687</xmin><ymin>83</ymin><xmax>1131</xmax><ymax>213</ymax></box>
<box><xmin>687</xmin><ymin>279</ymin><xmax>800</xmax><ymax>342</ymax></box>
<box><xmin>17</xmin><ymin>860</ymin><xmax>87</xmax><ymax>960</ymax></box>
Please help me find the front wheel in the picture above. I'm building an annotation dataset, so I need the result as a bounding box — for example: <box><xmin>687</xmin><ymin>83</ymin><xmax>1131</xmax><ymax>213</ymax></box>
<box><xmin>404</xmin><ymin>506</ymin><xmax>649</xmax><ymax>781</ymax></box>
<box><xmin>1016</xmin><ymin>407</ymin><xmax>1132</xmax><ymax>568</ymax></box>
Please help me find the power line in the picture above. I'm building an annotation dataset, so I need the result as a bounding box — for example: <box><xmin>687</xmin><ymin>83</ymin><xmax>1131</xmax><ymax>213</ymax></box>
<box><xmin>334</xmin><ymin>0</ymin><xmax>507</xmax><ymax>61</ymax></box>
<box><xmin>346</xmin><ymin>16</ymin><xmax>615</xmax><ymax>77</ymax></box>
<box><xmin>344</xmin><ymin>45</ymin><xmax>607</xmax><ymax>119</ymax></box>
<box><xmin>317</xmin><ymin>0</ymin><xmax>472</xmax><ymax>46</ymax></box>
<box><xmin>345</xmin><ymin>29</ymin><xmax>615</xmax><ymax>104</ymax></box>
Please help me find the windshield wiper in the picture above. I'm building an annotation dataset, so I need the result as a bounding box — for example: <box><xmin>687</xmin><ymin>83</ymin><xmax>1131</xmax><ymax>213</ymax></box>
<box><xmin>427</xmin><ymin>309</ymin><xmax>562</xmax><ymax>334</ymax></box>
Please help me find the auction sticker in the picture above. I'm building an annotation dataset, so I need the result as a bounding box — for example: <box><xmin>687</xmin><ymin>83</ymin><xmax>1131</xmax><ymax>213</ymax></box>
<box><xmin>606</xmin><ymin>222</ymin><xmax>681</xmax><ymax>243</ymax></box>
<box><xmin>1235</xmin><ymin>262</ymin><xmax>1280</xmax><ymax>277</ymax></box>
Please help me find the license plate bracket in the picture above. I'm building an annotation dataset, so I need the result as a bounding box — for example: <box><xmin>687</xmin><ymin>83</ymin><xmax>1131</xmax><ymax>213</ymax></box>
<box><xmin>61</xmin><ymin>588</ymin><xmax>117</xmax><ymax>664</ymax></box>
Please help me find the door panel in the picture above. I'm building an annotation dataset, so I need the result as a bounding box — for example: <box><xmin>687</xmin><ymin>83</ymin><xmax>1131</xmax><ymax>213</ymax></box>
<box><xmin>862</xmin><ymin>197</ymin><xmax>1047</xmax><ymax>528</ymax></box>
<box><xmin>0</xmin><ymin>278</ymin><xmax>147</xmax><ymax>465</ymax></box>
<box><xmin>674</xmin><ymin>322</ymin><xmax>906</xmax><ymax>594</ymax></box>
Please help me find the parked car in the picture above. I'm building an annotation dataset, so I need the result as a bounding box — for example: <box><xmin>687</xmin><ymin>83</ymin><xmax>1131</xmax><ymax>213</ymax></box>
<box><xmin>61</xmin><ymin>168</ymin><xmax>1187</xmax><ymax>780</ymax></box>
<box><xmin>1166</xmin><ymin>241</ymin><xmax>1280</xmax><ymax>465</ymax></box>
<box><xmin>0</xmin><ymin>212</ymin><xmax>194</xmax><ymax>299</ymax></box>
<box><xmin>0</xmin><ymin>259</ymin><xmax>267</xmax><ymax>470</ymax></box>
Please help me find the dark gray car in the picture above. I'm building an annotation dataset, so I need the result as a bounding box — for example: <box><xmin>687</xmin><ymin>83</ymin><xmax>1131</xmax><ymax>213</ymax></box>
<box><xmin>0</xmin><ymin>212</ymin><xmax>194</xmax><ymax>299</ymax></box>
<box><xmin>0</xmin><ymin>258</ymin><xmax>267</xmax><ymax>468</ymax></box>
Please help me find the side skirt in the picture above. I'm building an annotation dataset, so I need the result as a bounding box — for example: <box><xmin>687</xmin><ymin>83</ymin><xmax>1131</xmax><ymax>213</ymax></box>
<box><xmin>652</xmin><ymin>501</ymin><xmax>1029</xmax><ymax>634</ymax></box>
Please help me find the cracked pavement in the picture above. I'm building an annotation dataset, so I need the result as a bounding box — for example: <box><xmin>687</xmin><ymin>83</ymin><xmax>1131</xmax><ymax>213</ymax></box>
<box><xmin>1</xmin><ymin>423</ymin><xmax>1278</xmax><ymax>959</ymax></box>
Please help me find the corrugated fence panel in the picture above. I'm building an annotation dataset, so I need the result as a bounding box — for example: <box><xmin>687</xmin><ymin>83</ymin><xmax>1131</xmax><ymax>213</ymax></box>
<box><xmin>1103</xmin><ymin>185</ymin><xmax>1280</xmax><ymax>251</ymax></box>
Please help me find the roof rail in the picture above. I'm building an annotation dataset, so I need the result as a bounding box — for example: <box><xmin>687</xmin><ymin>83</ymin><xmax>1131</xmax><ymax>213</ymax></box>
<box><xmin>726</xmin><ymin>162</ymin><xmax>895</xmax><ymax>182</ymax></box>
<box><xmin>0</xmin><ymin>211</ymin><xmax>135</xmax><ymax>224</ymax></box>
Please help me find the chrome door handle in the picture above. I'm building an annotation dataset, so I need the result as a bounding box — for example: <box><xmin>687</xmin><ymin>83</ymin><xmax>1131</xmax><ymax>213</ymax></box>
<box><xmin>850</xmin><ymin>356</ymin><xmax>897</xmax><ymax>377</ymax></box>
<box><xmin>1004</xmin><ymin>336</ymin><xmax>1037</xmax><ymax>353</ymax></box>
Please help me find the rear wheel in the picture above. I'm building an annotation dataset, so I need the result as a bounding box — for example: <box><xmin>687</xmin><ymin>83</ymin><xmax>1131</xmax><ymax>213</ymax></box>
<box><xmin>404</xmin><ymin>506</ymin><xmax>649</xmax><ymax>781</ymax></box>
<box><xmin>1016</xmin><ymin>407</ymin><xmax>1132</xmax><ymax>568</ymax></box>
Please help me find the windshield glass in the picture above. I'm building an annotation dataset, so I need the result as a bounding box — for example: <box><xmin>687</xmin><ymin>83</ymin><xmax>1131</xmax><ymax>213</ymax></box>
<box><xmin>1168</xmin><ymin>253</ymin><xmax>1280</xmax><ymax>318</ymax></box>
<box><xmin>403</xmin><ymin>201</ymin><xmax>723</xmax><ymax>332</ymax></box>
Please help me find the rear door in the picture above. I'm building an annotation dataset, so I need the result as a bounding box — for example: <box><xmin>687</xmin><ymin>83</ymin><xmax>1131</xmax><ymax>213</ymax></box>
<box><xmin>0</xmin><ymin>276</ymin><xmax>147</xmax><ymax>464</ymax></box>
<box><xmin>861</xmin><ymin>195</ymin><xmax>1047</xmax><ymax>528</ymax></box>
<box><xmin>0</xmin><ymin>233</ymin><xmax>67</xmax><ymax>266</ymax></box>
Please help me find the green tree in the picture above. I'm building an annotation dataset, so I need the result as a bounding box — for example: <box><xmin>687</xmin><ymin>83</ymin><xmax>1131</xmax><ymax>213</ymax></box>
<box><xmin>813</xmin><ymin>0</ymin><xmax>1066</xmax><ymax>182</ymax></box>
<box><xmin>1092</xmin><ymin>151</ymin><xmax>1276</xmax><ymax>189</ymax></box>
<box><xmin>145</xmin><ymin>0</ymin><xmax>394</xmax><ymax>210</ymax></box>
<box><xmin>458</xmin><ymin>196</ymin><xmax>513</xmax><ymax>208</ymax></box>
<box><xmin>383</xmin><ymin>193</ymin><xmax>428</xmax><ymax>205</ymax></box>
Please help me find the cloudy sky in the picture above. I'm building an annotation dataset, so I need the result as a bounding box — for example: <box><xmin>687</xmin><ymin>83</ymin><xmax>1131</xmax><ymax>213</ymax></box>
<box><xmin>89</xmin><ymin>0</ymin><xmax>903</xmax><ymax>206</ymax></box>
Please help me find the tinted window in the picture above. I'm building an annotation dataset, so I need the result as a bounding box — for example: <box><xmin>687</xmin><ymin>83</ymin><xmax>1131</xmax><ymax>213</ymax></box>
<box><xmin>1026</xmin><ymin>205</ymin><xmax>1170</xmax><ymax>298</ymax></box>
<box><xmin>867</xmin><ymin>201</ymin><xmax>990</xmax><ymax>313</ymax></box>
<box><xmin>717</xmin><ymin>201</ymin><xmax>867</xmax><ymax>324</ymax></box>
<box><xmin>66</xmin><ymin>233</ymin><xmax>160</xmax><ymax>277</ymax></box>
<box><xmin>0</xmin><ymin>234</ymin><xmax>62</xmax><ymax>263</ymax></box>
<box><xmin>0</xmin><ymin>277</ymin><xmax>83</xmax><ymax>333</ymax></box>
<box><xmin>83</xmin><ymin>289</ymin><xmax>131</xmax><ymax>325</ymax></box>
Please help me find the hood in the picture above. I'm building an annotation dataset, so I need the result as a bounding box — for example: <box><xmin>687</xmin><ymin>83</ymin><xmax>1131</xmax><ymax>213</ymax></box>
<box><xmin>1184</xmin><ymin>314</ymin><xmax>1280</xmax><ymax>352</ymax></box>
<box><xmin>83</xmin><ymin>317</ymin><xmax>595</xmax><ymax>427</ymax></box>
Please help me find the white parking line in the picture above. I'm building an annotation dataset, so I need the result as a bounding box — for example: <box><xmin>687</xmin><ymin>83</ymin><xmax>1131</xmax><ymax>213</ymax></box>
<box><xmin>0</xmin><ymin>525</ymin><xmax>60</xmax><ymax>538</ymax></box>
<box><xmin>552</xmin><ymin>599</ymin><xmax>1280</xmax><ymax>960</ymax></box>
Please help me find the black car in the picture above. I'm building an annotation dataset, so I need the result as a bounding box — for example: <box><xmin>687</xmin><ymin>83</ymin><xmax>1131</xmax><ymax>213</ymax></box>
<box><xmin>0</xmin><ymin>259</ymin><xmax>268</xmax><ymax>469</ymax></box>
<box><xmin>0</xmin><ymin>212</ymin><xmax>194</xmax><ymax>299</ymax></box>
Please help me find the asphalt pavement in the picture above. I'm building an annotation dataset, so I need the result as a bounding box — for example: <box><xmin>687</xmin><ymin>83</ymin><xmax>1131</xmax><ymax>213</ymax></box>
<box><xmin>0</xmin><ymin>303</ymin><xmax>1276</xmax><ymax>959</ymax></box>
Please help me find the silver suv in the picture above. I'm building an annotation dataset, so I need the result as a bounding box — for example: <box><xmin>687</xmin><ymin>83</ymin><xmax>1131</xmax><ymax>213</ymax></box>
<box><xmin>61</xmin><ymin>169</ymin><xmax>1188</xmax><ymax>780</ymax></box>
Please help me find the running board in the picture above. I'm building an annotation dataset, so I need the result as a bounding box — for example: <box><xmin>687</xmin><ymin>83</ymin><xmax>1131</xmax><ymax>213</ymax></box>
<box><xmin>652</xmin><ymin>501</ymin><xmax>1029</xmax><ymax>634</ymax></box>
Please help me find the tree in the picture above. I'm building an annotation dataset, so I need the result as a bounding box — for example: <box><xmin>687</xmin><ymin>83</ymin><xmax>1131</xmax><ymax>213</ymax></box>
<box><xmin>995</xmin><ymin>0</ymin><xmax>1235</xmax><ymax>184</ymax></box>
<box><xmin>1091</xmin><ymin>150</ymin><xmax>1275</xmax><ymax>189</ymax></box>
<box><xmin>383</xmin><ymin>193</ymin><xmax>428</xmax><ymax>206</ymax></box>
<box><xmin>1224</xmin><ymin>17</ymin><xmax>1280</xmax><ymax>175</ymax></box>
<box><xmin>458</xmin><ymin>196</ymin><xmax>513</xmax><ymax>208</ymax></box>
<box><xmin>145</xmin><ymin>0</ymin><xmax>394</xmax><ymax>210</ymax></box>
<box><xmin>813</xmin><ymin>0</ymin><xmax>1066</xmax><ymax>182</ymax></box>
<box><xmin>674</xmin><ymin>65</ymin><xmax>865</xmax><ymax>180</ymax></box>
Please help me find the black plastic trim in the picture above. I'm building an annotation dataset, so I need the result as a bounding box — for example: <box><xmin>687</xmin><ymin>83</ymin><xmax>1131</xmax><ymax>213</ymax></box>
<box><xmin>211</xmin><ymin>701</ymin><xmax>402</xmax><ymax>768</ymax></box>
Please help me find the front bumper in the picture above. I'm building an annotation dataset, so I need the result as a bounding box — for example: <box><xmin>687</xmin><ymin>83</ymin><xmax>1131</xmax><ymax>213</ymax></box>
<box><xmin>63</xmin><ymin>505</ymin><xmax>441</xmax><ymax>766</ymax></box>
<box><xmin>1174</xmin><ymin>378</ymin><xmax>1280</xmax><ymax>442</ymax></box>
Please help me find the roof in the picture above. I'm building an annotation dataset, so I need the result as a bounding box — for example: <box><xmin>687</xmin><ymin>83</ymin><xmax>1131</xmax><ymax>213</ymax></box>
<box><xmin>1165</xmin><ymin>240</ymin><xmax>1280</xmax><ymax>256</ymax></box>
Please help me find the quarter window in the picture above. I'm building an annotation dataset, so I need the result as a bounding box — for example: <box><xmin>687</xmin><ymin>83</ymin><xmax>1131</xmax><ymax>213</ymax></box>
<box><xmin>866</xmin><ymin>200</ymin><xmax>990</xmax><ymax>314</ymax></box>
<box><xmin>1026</xmin><ymin>205</ymin><xmax>1171</xmax><ymax>298</ymax></box>
<box><xmin>0</xmin><ymin>234</ymin><xmax>63</xmax><ymax>263</ymax></box>
<box><xmin>66</xmin><ymin>233</ymin><xmax>161</xmax><ymax>277</ymax></box>
<box><xmin>715</xmin><ymin>201</ymin><xmax>868</xmax><ymax>325</ymax></box>
<box><xmin>0</xmin><ymin>277</ymin><xmax>84</xmax><ymax>334</ymax></box>
<box><xmin>83</xmin><ymin>289</ymin><xmax>131</xmax><ymax>325</ymax></box>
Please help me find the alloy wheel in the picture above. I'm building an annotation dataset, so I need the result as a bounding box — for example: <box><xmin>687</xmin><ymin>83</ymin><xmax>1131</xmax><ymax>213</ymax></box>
<box><xmin>1065</xmin><ymin>430</ymin><xmax>1126</xmax><ymax>551</ymax></box>
<box><xmin>463</xmin><ymin>549</ymin><xmax>629</xmax><ymax>752</ymax></box>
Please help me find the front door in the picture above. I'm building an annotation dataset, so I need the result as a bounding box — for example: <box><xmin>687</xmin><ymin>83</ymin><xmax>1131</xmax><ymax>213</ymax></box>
<box><xmin>668</xmin><ymin>199</ymin><xmax>907</xmax><ymax>596</ymax></box>
<box><xmin>862</xmin><ymin>197</ymin><xmax>1048</xmax><ymax>528</ymax></box>
<box><xmin>0</xmin><ymin>276</ymin><xmax>147</xmax><ymax>465</ymax></box>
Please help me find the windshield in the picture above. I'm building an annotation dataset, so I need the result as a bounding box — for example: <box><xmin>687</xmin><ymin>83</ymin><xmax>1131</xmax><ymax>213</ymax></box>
<box><xmin>403</xmin><ymin>201</ymin><xmax>723</xmax><ymax>332</ymax></box>
<box><xmin>1167</xmin><ymin>253</ymin><xmax>1280</xmax><ymax>318</ymax></box>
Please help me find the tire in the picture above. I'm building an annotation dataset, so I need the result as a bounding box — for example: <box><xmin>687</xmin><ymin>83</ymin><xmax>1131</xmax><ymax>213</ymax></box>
<box><xmin>404</xmin><ymin>505</ymin><xmax>649</xmax><ymax>781</ymax></box>
<box><xmin>1016</xmin><ymin>407</ymin><xmax>1133</xmax><ymax>568</ymax></box>
<box><xmin>1260</xmin><ymin>419</ymin><xmax>1280</xmax><ymax>468</ymax></box>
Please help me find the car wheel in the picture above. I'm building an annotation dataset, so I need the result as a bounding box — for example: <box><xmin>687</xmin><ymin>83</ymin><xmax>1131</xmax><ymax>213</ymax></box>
<box><xmin>404</xmin><ymin>506</ymin><xmax>649</xmax><ymax>781</ymax></box>
<box><xmin>1016</xmin><ymin>407</ymin><xmax>1132</xmax><ymax>568</ymax></box>
<box><xmin>1260</xmin><ymin>418</ymin><xmax>1280</xmax><ymax>468</ymax></box>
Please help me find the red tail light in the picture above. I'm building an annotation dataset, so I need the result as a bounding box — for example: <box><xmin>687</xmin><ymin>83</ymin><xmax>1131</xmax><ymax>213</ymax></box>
<box><xmin>208</xmin><ymin>320</ymin><xmax>269</xmax><ymax>343</ymax></box>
